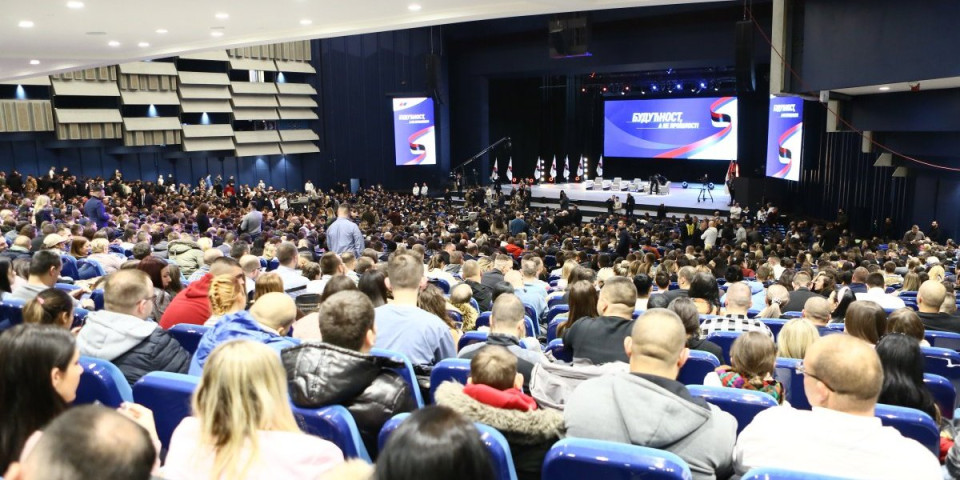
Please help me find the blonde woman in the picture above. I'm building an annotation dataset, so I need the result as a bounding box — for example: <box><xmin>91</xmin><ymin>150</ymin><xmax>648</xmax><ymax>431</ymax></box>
<box><xmin>88</xmin><ymin>238</ymin><xmax>123</xmax><ymax>274</ymax></box>
<box><xmin>204</xmin><ymin>274</ymin><xmax>248</xmax><ymax>326</ymax></box>
<box><xmin>162</xmin><ymin>341</ymin><xmax>344</xmax><ymax>479</ymax></box>
<box><xmin>776</xmin><ymin>318</ymin><xmax>820</xmax><ymax>359</ymax></box>
<box><xmin>757</xmin><ymin>284</ymin><xmax>790</xmax><ymax>319</ymax></box>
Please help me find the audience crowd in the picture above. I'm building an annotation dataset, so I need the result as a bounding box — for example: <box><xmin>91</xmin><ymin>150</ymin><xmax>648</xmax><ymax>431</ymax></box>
<box><xmin>0</xmin><ymin>168</ymin><xmax>958</xmax><ymax>479</ymax></box>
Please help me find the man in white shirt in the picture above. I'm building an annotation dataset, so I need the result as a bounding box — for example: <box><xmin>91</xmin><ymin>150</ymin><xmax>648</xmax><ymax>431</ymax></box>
<box><xmin>304</xmin><ymin>179</ymin><xmax>315</xmax><ymax>195</ymax></box>
<box><xmin>420</xmin><ymin>182</ymin><xmax>428</xmax><ymax>197</ymax></box>
<box><xmin>412</xmin><ymin>183</ymin><xmax>420</xmax><ymax>197</ymax></box>
<box><xmin>733</xmin><ymin>334</ymin><xmax>941</xmax><ymax>479</ymax></box>
<box><xmin>767</xmin><ymin>255</ymin><xmax>785</xmax><ymax>280</ymax></box>
<box><xmin>272</xmin><ymin>242</ymin><xmax>309</xmax><ymax>297</ymax></box>
<box><xmin>700</xmin><ymin>221</ymin><xmax>718</xmax><ymax>250</ymax></box>
<box><xmin>729</xmin><ymin>202</ymin><xmax>742</xmax><ymax>221</ymax></box>
<box><xmin>854</xmin><ymin>272</ymin><xmax>906</xmax><ymax>310</ymax></box>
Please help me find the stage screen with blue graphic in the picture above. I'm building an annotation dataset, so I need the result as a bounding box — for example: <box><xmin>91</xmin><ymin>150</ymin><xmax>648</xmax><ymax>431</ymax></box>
<box><xmin>765</xmin><ymin>96</ymin><xmax>804</xmax><ymax>181</ymax></box>
<box><xmin>392</xmin><ymin>97</ymin><xmax>436</xmax><ymax>166</ymax></box>
<box><xmin>603</xmin><ymin>97</ymin><xmax>738</xmax><ymax>160</ymax></box>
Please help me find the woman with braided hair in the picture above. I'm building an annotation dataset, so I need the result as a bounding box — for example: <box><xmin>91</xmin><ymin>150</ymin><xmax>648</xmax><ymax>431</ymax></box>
<box><xmin>204</xmin><ymin>274</ymin><xmax>248</xmax><ymax>327</ymax></box>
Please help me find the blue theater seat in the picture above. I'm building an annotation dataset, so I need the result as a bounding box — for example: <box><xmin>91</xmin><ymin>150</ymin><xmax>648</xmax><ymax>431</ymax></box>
<box><xmin>687</xmin><ymin>385</ymin><xmax>778</xmax><ymax>434</ymax></box>
<box><xmin>541</xmin><ymin>437</ymin><xmax>693</xmax><ymax>480</ymax></box>
<box><xmin>475</xmin><ymin>312</ymin><xmax>535</xmax><ymax>337</ymax></box>
<box><xmin>544</xmin><ymin>304</ymin><xmax>569</xmax><ymax>328</ymax></box>
<box><xmin>429</xmin><ymin>358</ymin><xmax>471</xmax><ymax>403</ymax></box>
<box><xmin>874</xmin><ymin>403</ymin><xmax>939</xmax><ymax>456</ymax></box>
<box><xmin>378</xmin><ymin>413</ymin><xmax>519</xmax><ymax>480</ymax></box>
<box><xmin>0</xmin><ymin>298</ymin><xmax>26</xmax><ymax>332</ymax></box>
<box><xmin>428</xmin><ymin>278</ymin><xmax>451</xmax><ymax>294</ymax></box>
<box><xmin>704</xmin><ymin>331</ymin><xmax>741</xmax><ymax>364</ymax></box>
<box><xmin>774</xmin><ymin>357</ymin><xmax>810</xmax><ymax>410</ymax></box>
<box><xmin>458</xmin><ymin>331</ymin><xmax>488</xmax><ymax>352</ymax></box>
<box><xmin>267</xmin><ymin>258</ymin><xmax>279</xmax><ymax>271</ymax></box>
<box><xmin>548</xmin><ymin>296</ymin><xmax>567</xmax><ymax>308</ymax></box>
<box><xmin>925</xmin><ymin>331</ymin><xmax>960</xmax><ymax>351</ymax></box>
<box><xmin>546</xmin><ymin>315</ymin><xmax>568</xmax><ymax>343</ymax></box>
<box><xmin>133</xmin><ymin>372</ymin><xmax>198</xmax><ymax>453</ymax></box>
<box><xmin>759</xmin><ymin>318</ymin><xmax>788</xmax><ymax>340</ymax></box>
<box><xmin>922</xmin><ymin>346</ymin><xmax>960</xmax><ymax>400</ymax></box>
<box><xmin>369</xmin><ymin>348</ymin><xmax>425</xmax><ymax>408</ymax></box>
<box><xmin>923</xmin><ymin>373</ymin><xmax>955</xmax><ymax>419</ymax></box>
<box><xmin>91</xmin><ymin>288</ymin><xmax>105</xmax><ymax>310</ymax></box>
<box><xmin>446</xmin><ymin>309</ymin><xmax>463</xmax><ymax>327</ymax></box>
<box><xmin>677</xmin><ymin>350</ymin><xmax>721</xmax><ymax>386</ymax></box>
<box><xmin>741</xmin><ymin>467</ymin><xmax>850</xmax><ymax>479</ymax></box>
<box><xmin>291</xmin><ymin>403</ymin><xmax>371</xmax><ymax>461</ymax></box>
<box><xmin>546</xmin><ymin>338</ymin><xmax>572</xmax><ymax>362</ymax></box>
<box><xmin>782</xmin><ymin>311</ymin><xmax>802</xmax><ymax>319</ymax></box>
<box><xmin>167</xmin><ymin>323</ymin><xmax>210</xmax><ymax>355</ymax></box>
<box><xmin>74</xmin><ymin>356</ymin><xmax>133</xmax><ymax>408</ymax></box>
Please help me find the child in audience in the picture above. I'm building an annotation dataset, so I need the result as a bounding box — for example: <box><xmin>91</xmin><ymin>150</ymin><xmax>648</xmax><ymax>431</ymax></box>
<box><xmin>449</xmin><ymin>283</ymin><xmax>479</xmax><ymax>331</ymax></box>
<box><xmin>163</xmin><ymin>340</ymin><xmax>344</xmax><ymax>479</ymax></box>
<box><xmin>776</xmin><ymin>318</ymin><xmax>820</xmax><ymax>359</ymax></box>
<box><xmin>434</xmin><ymin>346</ymin><xmax>563</xmax><ymax>480</ymax></box>
<box><xmin>22</xmin><ymin>288</ymin><xmax>75</xmax><ymax>331</ymax></box>
<box><xmin>705</xmin><ymin>331</ymin><xmax>785</xmax><ymax>404</ymax></box>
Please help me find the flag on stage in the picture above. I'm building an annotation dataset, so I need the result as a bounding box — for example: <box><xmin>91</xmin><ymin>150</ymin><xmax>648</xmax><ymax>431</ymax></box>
<box><xmin>576</xmin><ymin>156</ymin><xmax>584</xmax><ymax>178</ymax></box>
<box><xmin>597</xmin><ymin>156</ymin><xmax>604</xmax><ymax>177</ymax></box>
<box><xmin>490</xmin><ymin>158</ymin><xmax>499</xmax><ymax>181</ymax></box>
<box><xmin>506</xmin><ymin>157</ymin><xmax>513</xmax><ymax>181</ymax></box>
<box><xmin>563</xmin><ymin>155</ymin><xmax>570</xmax><ymax>181</ymax></box>
<box><xmin>549</xmin><ymin>156</ymin><xmax>557</xmax><ymax>180</ymax></box>
<box><xmin>534</xmin><ymin>157</ymin><xmax>542</xmax><ymax>180</ymax></box>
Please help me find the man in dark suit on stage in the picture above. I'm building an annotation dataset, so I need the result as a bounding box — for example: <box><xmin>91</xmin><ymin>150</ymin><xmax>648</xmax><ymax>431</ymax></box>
<box><xmin>625</xmin><ymin>194</ymin><xmax>636</xmax><ymax>218</ymax></box>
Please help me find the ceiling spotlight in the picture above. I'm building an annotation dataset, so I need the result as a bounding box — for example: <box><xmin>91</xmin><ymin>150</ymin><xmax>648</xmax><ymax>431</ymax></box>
<box><xmin>138</xmin><ymin>42</ymin><xmax>149</xmax><ymax>47</ymax></box>
<box><xmin>67</xmin><ymin>1</ymin><xmax>84</xmax><ymax>8</ymax></box>
<box><xmin>676</xmin><ymin>83</ymin><xmax>682</xmax><ymax>90</ymax></box>
<box><xmin>215</xmin><ymin>12</ymin><xmax>229</xmax><ymax>19</ymax></box>
<box><xmin>29</xmin><ymin>59</ymin><xmax>40</xmax><ymax>65</ymax></box>
<box><xmin>878</xmin><ymin>86</ymin><xmax>891</xmax><ymax>91</ymax></box>
<box><xmin>699</xmin><ymin>82</ymin><xmax>706</xmax><ymax>88</ymax></box>
<box><xmin>408</xmin><ymin>3</ymin><xmax>422</xmax><ymax>11</ymax></box>
<box><xmin>18</xmin><ymin>20</ymin><xmax>34</xmax><ymax>28</ymax></box>
<box><xmin>641</xmin><ymin>90</ymin><xmax>646</xmax><ymax>95</ymax></box>
<box><xmin>624</xmin><ymin>86</ymin><xmax>630</xmax><ymax>91</ymax></box>
<box><xmin>651</xmin><ymin>85</ymin><xmax>658</xmax><ymax>91</ymax></box>
<box><xmin>300</xmin><ymin>19</ymin><xmax>312</xmax><ymax>25</ymax></box>
<box><xmin>156</xmin><ymin>28</ymin><xmax>168</xmax><ymax>34</ymax></box>
<box><xmin>108</xmin><ymin>40</ymin><xmax>120</xmax><ymax>47</ymax></box>
<box><xmin>581</xmin><ymin>87</ymin><xmax>586</xmax><ymax>93</ymax></box>
<box><xmin>601</xmin><ymin>86</ymin><xmax>607</xmax><ymax>92</ymax></box>
<box><xmin>210</xmin><ymin>31</ymin><xmax>224</xmax><ymax>37</ymax></box>
<box><xmin>714</xmin><ymin>87</ymin><xmax>719</xmax><ymax>91</ymax></box>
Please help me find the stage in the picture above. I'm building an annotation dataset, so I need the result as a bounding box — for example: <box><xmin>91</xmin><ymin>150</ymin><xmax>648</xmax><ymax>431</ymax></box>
<box><xmin>503</xmin><ymin>182</ymin><xmax>731</xmax><ymax>217</ymax></box>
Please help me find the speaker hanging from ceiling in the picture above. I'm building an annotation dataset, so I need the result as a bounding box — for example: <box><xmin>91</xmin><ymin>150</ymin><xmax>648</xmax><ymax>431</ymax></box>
<box><xmin>735</xmin><ymin>20</ymin><xmax>755</xmax><ymax>93</ymax></box>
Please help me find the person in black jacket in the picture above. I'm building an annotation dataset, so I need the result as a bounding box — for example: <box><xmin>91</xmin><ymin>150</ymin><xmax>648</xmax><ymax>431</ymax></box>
<box><xmin>462</xmin><ymin>259</ymin><xmax>494</xmax><ymax>312</ymax></box>
<box><xmin>283</xmin><ymin>290</ymin><xmax>416</xmax><ymax>456</ymax></box>
<box><xmin>75</xmin><ymin>270</ymin><xmax>190</xmax><ymax>385</ymax></box>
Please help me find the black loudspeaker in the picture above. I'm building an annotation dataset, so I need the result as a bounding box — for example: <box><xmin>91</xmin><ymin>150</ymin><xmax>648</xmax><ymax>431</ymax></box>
<box><xmin>549</xmin><ymin>14</ymin><xmax>590</xmax><ymax>58</ymax></box>
<box><xmin>735</xmin><ymin>20</ymin><xmax>755</xmax><ymax>93</ymax></box>
<box><xmin>425</xmin><ymin>54</ymin><xmax>441</xmax><ymax>94</ymax></box>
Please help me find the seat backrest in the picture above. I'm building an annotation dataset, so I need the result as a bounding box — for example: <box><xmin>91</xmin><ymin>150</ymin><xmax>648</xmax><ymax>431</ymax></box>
<box><xmin>74</xmin><ymin>356</ymin><xmax>134</xmax><ymax>408</ymax></box>
<box><xmin>704</xmin><ymin>331</ymin><xmax>741</xmax><ymax>364</ymax></box>
<box><xmin>476</xmin><ymin>311</ymin><xmax>492</xmax><ymax>329</ymax></box>
<box><xmin>544</xmin><ymin>304</ymin><xmax>569</xmax><ymax>328</ymax></box>
<box><xmin>523</xmin><ymin>315</ymin><xmax>536</xmax><ymax>337</ymax></box>
<box><xmin>546</xmin><ymin>314</ymin><xmax>568</xmax><ymax>343</ymax></box>
<box><xmin>60</xmin><ymin>255</ymin><xmax>80</xmax><ymax>279</ymax></box>
<box><xmin>546</xmin><ymin>338</ymin><xmax>572</xmax><ymax>362</ymax></box>
<box><xmin>91</xmin><ymin>289</ymin><xmax>105</xmax><ymax>310</ymax></box>
<box><xmin>922</xmin><ymin>346</ymin><xmax>960</xmax><ymax>399</ymax></box>
<box><xmin>741</xmin><ymin>467</ymin><xmax>851</xmax><ymax>479</ymax></box>
<box><xmin>458</xmin><ymin>331</ymin><xmax>488</xmax><ymax>352</ymax></box>
<box><xmin>687</xmin><ymin>385</ymin><xmax>778</xmax><ymax>434</ymax></box>
<box><xmin>677</xmin><ymin>350</ymin><xmax>721</xmax><ymax>386</ymax></box>
<box><xmin>923</xmin><ymin>373</ymin><xmax>955</xmax><ymax>419</ymax></box>
<box><xmin>76</xmin><ymin>258</ymin><xmax>105</xmax><ymax>280</ymax></box>
<box><xmin>291</xmin><ymin>403</ymin><xmax>371</xmax><ymax>462</ymax></box>
<box><xmin>774</xmin><ymin>357</ymin><xmax>810</xmax><ymax>409</ymax></box>
<box><xmin>759</xmin><ymin>318</ymin><xmax>788</xmax><ymax>340</ymax></box>
<box><xmin>369</xmin><ymin>348</ymin><xmax>425</xmax><ymax>408</ymax></box>
<box><xmin>428</xmin><ymin>278</ymin><xmax>451</xmax><ymax>294</ymax></box>
<box><xmin>378</xmin><ymin>413</ymin><xmax>519</xmax><ymax>480</ymax></box>
<box><xmin>874</xmin><ymin>403</ymin><xmax>939</xmax><ymax>456</ymax></box>
<box><xmin>294</xmin><ymin>293</ymin><xmax>322</xmax><ymax>314</ymax></box>
<box><xmin>167</xmin><ymin>324</ymin><xmax>210</xmax><ymax>355</ymax></box>
<box><xmin>925</xmin><ymin>330</ymin><xmax>960</xmax><ymax>351</ymax></box>
<box><xmin>0</xmin><ymin>298</ymin><xmax>26</xmax><ymax>332</ymax></box>
<box><xmin>522</xmin><ymin>304</ymin><xmax>537</xmax><ymax>325</ymax></box>
<box><xmin>429</xmin><ymin>358</ymin><xmax>471</xmax><ymax>403</ymax></box>
<box><xmin>132</xmin><ymin>372</ymin><xmax>199</xmax><ymax>453</ymax></box>
<box><xmin>446</xmin><ymin>309</ymin><xmax>463</xmax><ymax>327</ymax></box>
<box><xmin>267</xmin><ymin>258</ymin><xmax>279</xmax><ymax>271</ymax></box>
<box><xmin>542</xmin><ymin>437</ymin><xmax>693</xmax><ymax>480</ymax></box>
<box><xmin>782</xmin><ymin>311</ymin><xmax>802</xmax><ymax>319</ymax></box>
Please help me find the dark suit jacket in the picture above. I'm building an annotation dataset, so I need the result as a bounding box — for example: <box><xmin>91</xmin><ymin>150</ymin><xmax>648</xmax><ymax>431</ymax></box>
<box><xmin>647</xmin><ymin>289</ymin><xmax>689</xmax><ymax>309</ymax></box>
<box><xmin>919</xmin><ymin>312</ymin><xmax>960</xmax><ymax>334</ymax></box>
<box><xmin>781</xmin><ymin>288</ymin><xmax>820</xmax><ymax>314</ymax></box>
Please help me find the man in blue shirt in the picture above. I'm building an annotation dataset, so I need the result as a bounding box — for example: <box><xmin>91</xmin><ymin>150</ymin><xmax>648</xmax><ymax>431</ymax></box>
<box><xmin>326</xmin><ymin>204</ymin><xmax>365</xmax><ymax>258</ymax></box>
<box><xmin>83</xmin><ymin>185</ymin><xmax>110</xmax><ymax>229</ymax></box>
<box><xmin>508</xmin><ymin>258</ymin><xmax>547</xmax><ymax>320</ymax></box>
<box><xmin>509</xmin><ymin>212</ymin><xmax>527</xmax><ymax>236</ymax></box>
<box><xmin>373</xmin><ymin>253</ymin><xmax>455</xmax><ymax>365</ymax></box>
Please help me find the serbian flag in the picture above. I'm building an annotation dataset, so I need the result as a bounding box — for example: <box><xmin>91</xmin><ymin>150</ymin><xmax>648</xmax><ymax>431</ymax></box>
<box><xmin>491</xmin><ymin>158</ymin><xmax>499</xmax><ymax>181</ymax></box>
<box><xmin>534</xmin><ymin>157</ymin><xmax>542</xmax><ymax>180</ymax></box>
<box><xmin>576</xmin><ymin>156</ymin><xmax>584</xmax><ymax>177</ymax></box>
<box><xmin>563</xmin><ymin>155</ymin><xmax>570</xmax><ymax>181</ymax></box>
<box><xmin>549</xmin><ymin>156</ymin><xmax>557</xmax><ymax>180</ymax></box>
<box><xmin>597</xmin><ymin>156</ymin><xmax>604</xmax><ymax>177</ymax></box>
<box><xmin>506</xmin><ymin>157</ymin><xmax>513</xmax><ymax>181</ymax></box>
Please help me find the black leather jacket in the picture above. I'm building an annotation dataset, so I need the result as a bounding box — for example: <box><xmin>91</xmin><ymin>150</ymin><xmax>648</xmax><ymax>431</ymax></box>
<box><xmin>282</xmin><ymin>342</ymin><xmax>417</xmax><ymax>456</ymax></box>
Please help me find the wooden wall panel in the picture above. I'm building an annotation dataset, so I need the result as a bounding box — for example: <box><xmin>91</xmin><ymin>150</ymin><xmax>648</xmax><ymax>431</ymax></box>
<box><xmin>0</xmin><ymin>100</ymin><xmax>54</xmax><ymax>132</ymax></box>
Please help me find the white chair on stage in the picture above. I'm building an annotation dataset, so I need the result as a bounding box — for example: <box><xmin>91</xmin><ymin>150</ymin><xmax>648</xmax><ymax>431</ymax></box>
<box><xmin>601</xmin><ymin>179</ymin><xmax>612</xmax><ymax>190</ymax></box>
<box><xmin>613</xmin><ymin>177</ymin><xmax>623</xmax><ymax>191</ymax></box>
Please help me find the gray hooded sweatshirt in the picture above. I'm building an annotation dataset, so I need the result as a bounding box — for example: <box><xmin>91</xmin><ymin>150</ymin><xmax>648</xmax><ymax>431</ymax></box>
<box><xmin>564</xmin><ymin>372</ymin><xmax>736</xmax><ymax>480</ymax></box>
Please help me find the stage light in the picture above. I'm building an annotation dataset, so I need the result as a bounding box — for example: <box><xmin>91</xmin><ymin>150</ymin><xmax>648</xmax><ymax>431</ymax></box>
<box><xmin>640</xmin><ymin>90</ymin><xmax>646</xmax><ymax>95</ymax></box>
<box><xmin>277</xmin><ymin>72</ymin><xmax>286</xmax><ymax>83</ymax></box>
<box><xmin>699</xmin><ymin>82</ymin><xmax>706</xmax><ymax>88</ymax></box>
<box><xmin>624</xmin><ymin>86</ymin><xmax>630</xmax><ymax>91</ymax></box>
<box><xmin>581</xmin><ymin>87</ymin><xmax>586</xmax><ymax>93</ymax></box>
<box><xmin>147</xmin><ymin>104</ymin><xmax>158</xmax><ymax>118</ymax></box>
<box><xmin>15</xmin><ymin>85</ymin><xmax>26</xmax><ymax>100</ymax></box>
<box><xmin>681</xmin><ymin>182</ymin><xmax>688</xmax><ymax>189</ymax></box>
<box><xmin>714</xmin><ymin>87</ymin><xmax>719</xmax><ymax>91</ymax></box>
<box><xmin>602</xmin><ymin>86</ymin><xmax>607</xmax><ymax>92</ymax></box>
<box><xmin>707</xmin><ymin>183</ymin><xmax>715</xmax><ymax>190</ymax></box>
<box><xmin>676</xmin><ymin>83</ymin><xmax>682</xmax><ymax>90</ymax></box>
<box><xmin>620</xmin><ymin>91</ymin><xmax>625</xmax><ymax>95</ymax></box>
<box><xmin>200</xmin><ymin>112</ymin><xmax>210</xmax><ymax>125</ymax></box>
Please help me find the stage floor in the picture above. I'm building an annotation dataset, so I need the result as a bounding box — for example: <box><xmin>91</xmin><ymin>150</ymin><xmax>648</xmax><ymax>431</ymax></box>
<box><xmin>505</xmin><ymin>182</ymin><xmax>731</xmax><ymax>214</ymax></box>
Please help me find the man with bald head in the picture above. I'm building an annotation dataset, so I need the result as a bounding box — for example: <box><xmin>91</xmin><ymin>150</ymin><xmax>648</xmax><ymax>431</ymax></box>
<box><xmin>700</xmin><ymin>282</ymin><xmax>774</xmax><ymax>340</ymax></box>
<box><xmin>734</xmin><ymin>334</ymin><xmax>940</xmax><ymax>478</ymax></box>
<box><xmin>917</xmin><ymin>279</ymin><xmax>960</xmax><ymax>334</ymax></box>
<box><xmin>189</xmin><ymin>291</ymin><xmax>299</xmax><ymax>374</ymax></box>
<box><xmin>801</xmin><ymin>296</ymin><xmax>832</xmax><ymax>327</ymax></box>
<box><xmin>565</xmin><ymin>309</ymin><xmax>737</xmax><ymax>480</ymax></box>
<box><xmin>563</xmin><ymin>276</ymin><xmax>638</xmax><ymax>364</ymax></box>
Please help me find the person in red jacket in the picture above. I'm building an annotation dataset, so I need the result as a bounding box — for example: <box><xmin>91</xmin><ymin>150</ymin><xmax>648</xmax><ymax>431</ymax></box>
<box><xmin>160</xmin><ymin>257</ymin><xmax>244</xmax><ymax>329</ymax></box>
